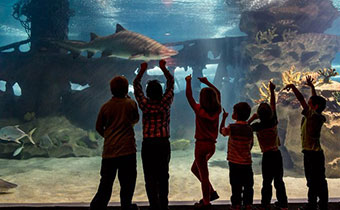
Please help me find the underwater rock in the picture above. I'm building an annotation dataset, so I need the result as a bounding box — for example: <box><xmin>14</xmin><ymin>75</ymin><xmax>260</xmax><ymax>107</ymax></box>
<box><xmin>170</xmin><ymin>139</ymin><xmax>191</xmax><ymax>151</ymax></box>
<box><xmin>38</xmin><ymin>134</ymin><xmax>54</xmax><ymax>150</ymax></box>
<box><xmin>240</xmin><ymin>0</ymin><xmax>340</xmax><ymax>40</ymax></box>
<box><xmin>0</xmin><ymin>116</ymin><xmax>102</xmax><ymax>159</ymax></box>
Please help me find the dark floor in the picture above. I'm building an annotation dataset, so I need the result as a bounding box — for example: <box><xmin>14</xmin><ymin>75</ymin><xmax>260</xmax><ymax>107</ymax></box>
<box><xmin>1</xmin><ymin>201</ymin><xmax>340</xmax><ymax>210</ymax></box>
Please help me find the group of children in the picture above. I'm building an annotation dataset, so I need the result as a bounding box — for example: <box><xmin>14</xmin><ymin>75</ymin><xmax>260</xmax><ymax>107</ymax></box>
<box><xmin>90</xmin><ymin>60</ymin><xmax>329</xmax><ymax>210</ymax></box>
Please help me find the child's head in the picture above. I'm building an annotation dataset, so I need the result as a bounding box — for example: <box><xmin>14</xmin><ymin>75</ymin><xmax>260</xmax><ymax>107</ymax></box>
<box><xmin>110</xmin><ymin>76</ymin><xmax>128</xmax><ymax>98</ymax></box>
<box><xmin>146</xmin><ymin>80</ymin><xmax>163</xmax><ymax>100</ymax></box>
<box><xmin>199</xmin><ymin>87</ymin><xmax>220</xmax><ymax>114</ymax></box>
<box><xmin>232</xmin><ymin>102</ymin><xmax>251</xmax><ymax>121</ymax></box>
<box><xmin>257</xmin><ymin>102</ymin><xmax>273</xmax><ymax>122</ymax></box>
<box><xmin>308</xmin><ymin>95</ymin><xmax>326</xmax><ymax>113</ymax></box>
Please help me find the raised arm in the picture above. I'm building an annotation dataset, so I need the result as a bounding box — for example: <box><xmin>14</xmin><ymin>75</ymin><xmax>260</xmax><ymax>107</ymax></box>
<box><xmin>220</xmin><ymin>108</ymin><xmax>230</xmax><ymax>136</ymax></box>
<box><xmin>198</xmin><ymin>77</ymin><xmax>221</xmax><ymax>103</ymax></box>
<box><xmin>185</xmin><ymin>74</ymin><xmax>197</xmax><ymax>110</ymax></box>
<box><xmin>133</xmin><ymin>62</ymin><xmax>148</xmax><ymax>109</ymax></box>
<box><xmin>306</xmin><ymin>75</ymin><xmax>317</xmax><ymax>96</ymax></box>
<box><xmin>269</xmin><ymin>81</ymin><xmax>276</xmax><ymax>111</ymax></box>
<box><xmin>247</xmin><ymin>113</ymin><xmax>258</xmax><ymax>125</ymax></box>
<box><xmin>283</xmin><ymin>84</ymin><xmax>308</xmax><ymax>110</ymax></box>
<box><xmin>159</xmin><ymin>59</ymin><xmax>174</xmax><ymax>100</ymax></box>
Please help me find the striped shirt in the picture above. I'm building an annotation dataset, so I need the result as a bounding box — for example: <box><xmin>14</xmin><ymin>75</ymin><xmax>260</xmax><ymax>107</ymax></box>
<box><xmin>133</xmin><ymin>68</ymin><xmax>174</xmax><ymax>138</ymax></box>
<box><xmin>227</xmin><ymin>122</ymin><xmax>253</xmax><ymax>165</ymax></box>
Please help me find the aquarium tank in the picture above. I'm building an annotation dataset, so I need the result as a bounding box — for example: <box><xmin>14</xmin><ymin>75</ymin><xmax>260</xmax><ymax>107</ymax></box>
<box><xmin>1</xmin><ymin>0</ymin><xmax>340</xmax><ymax>205</ymax></box>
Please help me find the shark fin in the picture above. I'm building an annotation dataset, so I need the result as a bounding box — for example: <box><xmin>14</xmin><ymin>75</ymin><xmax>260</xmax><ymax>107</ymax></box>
<box><xmin>90</xmin><ymin>33</ymin><xmax>99</xmax><ymax>41</ymax></box>
<box><xmin>87</xmin><ymin>51</ymin><xmax>95</xmax><ymax>58</ymax></box>
<box><xmin>116</xmin><ymin>24</ymin><xmax>126</xmax><ymax>33</ymax></box>
<box><xmin>129</xmin><ymin>53</ymin><xmax>143</xmax><ymax>60</ymax></box>
<box><xmin>101</xmin><ymin>50</ymin><xmax>113</xmax><ymax>57</ymax></box>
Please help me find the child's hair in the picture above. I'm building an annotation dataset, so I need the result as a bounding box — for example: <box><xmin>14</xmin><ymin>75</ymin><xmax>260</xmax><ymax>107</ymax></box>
<box><xmin>110</xmin><ymin>76</ymin><xmax>128</xmax><ymax>98</ymax></box>
<box><xmin>233</xmin><ymin>102</ymin><xmax>251</xmax><ymax>121</ymax></box>
<box><xmin>146</xmin><ymin>80</ymin><xmax>163</xmax><ymax>100</ymax></box>
<box><xmin>257</xmin><ymin>102</ymin><xmax>273</xmax><ymax>122</ymax></box>
<box><xmin>310</xmin><ymin>95</ymin><xmax>326</xmax><ymax>113</ymax></box>
<box><xmin>199</xmin><ymin>87</ymin><xmax>221</xmax><ymax>115</ymax></box>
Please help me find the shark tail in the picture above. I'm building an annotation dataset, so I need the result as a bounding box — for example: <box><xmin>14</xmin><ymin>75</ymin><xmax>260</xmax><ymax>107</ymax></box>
<box><xmin>27</xmin><ymin>128</ymin><xmax>36</xmax><ymax>145</ymax></box>
<box><xmin>51</xmin><ymin>40</ymin><xmax>87</xmax><ymax>59</ymax></box>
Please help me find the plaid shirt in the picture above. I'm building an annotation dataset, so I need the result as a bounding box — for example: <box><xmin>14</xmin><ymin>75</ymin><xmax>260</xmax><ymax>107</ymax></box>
<box><xmin>133</xmin><ymin>68</ymin><xmax>174</xmax><ymax>138</ymax></box>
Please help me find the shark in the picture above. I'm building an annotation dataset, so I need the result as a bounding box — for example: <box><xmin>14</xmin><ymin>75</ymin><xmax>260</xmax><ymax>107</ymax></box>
<box><xmin>53</xmin><ymin>24</ymin><xmax>178</xmax><ymax>61</ymax></box>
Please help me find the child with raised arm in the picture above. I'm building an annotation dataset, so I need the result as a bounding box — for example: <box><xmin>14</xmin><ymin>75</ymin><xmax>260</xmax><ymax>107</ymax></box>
<box><xmin>185</xmin><ymin>75</ymin><xmax>221</xmax><ymax>209</ymax></box>
<box><xmin>220</xmin><ymin>102</ymin><xmax>253</xmax><ymax>210</ymax></box>
<box><xmin>248</xmin><ymin>81</ymin><xmax>288</xmax><ymax>210</ymax></box>
<box><xmin>283</xmin><ymin>76</ymin><xmax>328</xmax><ymax>210</ymax></box>
<box><xmin>133</xmin><ymin>60</ymin><xmax>174</xmax><ymax>210</ymax></box>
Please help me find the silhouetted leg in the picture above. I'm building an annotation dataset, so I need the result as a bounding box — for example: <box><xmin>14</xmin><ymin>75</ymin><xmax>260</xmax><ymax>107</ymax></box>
<box><xmin>315</xmin><ymin>152</ymin><xmax>328</xmax><ymax>210</ymax></box>
<box><xmin>158</xmin><ymin>140</ymin><xmax>171</xmax><ymax>210</ymax></box>
<box><xmin>90</xmin><ymin>158</ymin><xmax>117</xmax><ymax>210</ymax></box>
<box><xmin>142</xmin><ymin>140</ymin><xmax>160</xmax><ymax>210</ymax></box>
<box><xmin>243</xmin><ymin>164</ymin><xmax>254</xmax><ymax>206</ymax></box>
<box><xmin>229</xmin><ymin>162</ymin><xmax>242</xmax><ymax>206</ymax></box>
<box><xmin>304</xmin><ymin>151</ymin><xmax>318</xmax><ymax>208</ymax></box>
<box><xmin>261</xmin><ymin>152</ymin><xmax>274</xmax><ymax>206</ymax></box>
<box><xmin>118</xmin><ymin>154</ymin><xmax>137</xmax><ymax>210</ymax></box>
<box><xmin>273</xmin><ymin>151</ymin><xmax>288</xmax><ymax>207</ymax></box>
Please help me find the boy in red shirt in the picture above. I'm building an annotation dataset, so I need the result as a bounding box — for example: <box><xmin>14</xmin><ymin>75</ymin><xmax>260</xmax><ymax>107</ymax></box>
<box><xmin>220</xmin><ymin>102</ymin><xmax>253</xmax><ymax>210</ymax></box>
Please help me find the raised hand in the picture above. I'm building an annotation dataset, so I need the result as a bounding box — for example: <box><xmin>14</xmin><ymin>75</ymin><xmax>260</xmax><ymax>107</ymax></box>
<box><xmin>222</xmin><ymin>108</ymin><xmax>229</xmax><ymax>119</ymax></box>
<box><xmin>140</xmin><ymin>62</ymin><xmax>148</xmax><ymax>71</ymax></box>
<box><xmin>198</xmin><ymin>77</ymin><xmax>209</xmax><ymax>84</ymax></box>
<box><xmin>269</xmin><ymin>81</ymin><xmax>276</xmax><ymax>91</ymax></box>
<box><xmin>185</xmin><ymin>74</ymin><xmax>192</xmax><ymax>82</ymax></box>
<box><xmin>305</xmin><ymin>75</ymin><xmax>314</xmax><ymax>87</ymax></box>
<box><xmin>159</xmin><ymin>59</ymin><xmax>166</xmax><ymax>69</ymax></box>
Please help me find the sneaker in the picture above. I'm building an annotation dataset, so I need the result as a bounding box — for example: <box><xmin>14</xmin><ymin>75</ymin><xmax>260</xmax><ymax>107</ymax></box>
<box><xmin>230</xmin><ymin>205</ymin><xmax>241</xmax><ymax>210</ymax></box>
<box><xmin>274</xmin><ymin>201</ymin><xmax>288</xmax><ymax>210</ymax></box>
<box><xmin>122</xmin><ymin>204</ymin><xmax>140</xmax><ymax>210</ymax></box>
<box><xmin>198</xmin><ymin>191</ymin><xmax>220</xmax><ymax>204</ymax></box>
<box><xmin>194</xmin><ymin>202</ymin><xmax>212</xmax><ymax>209</ymax></box>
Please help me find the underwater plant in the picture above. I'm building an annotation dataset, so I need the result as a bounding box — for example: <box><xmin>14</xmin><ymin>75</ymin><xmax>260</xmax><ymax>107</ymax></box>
<box><xmin>255</xmin><ymin>27</ymin><xmax>279</xmax><ymax>44</ymax></box>
<box><xmin>282</xmin><ymin>29</ymin><xmax>298</xmax><ymax>42</ymax></box>
<box><xmin>333</xmin><ymin>92</ymin><xmax>340</xmax><ymax>106</ymax></box>
<box><xmin>254</xmin><ymin>82</ymin><xmax>271</xmax><ymax>104</ymax></box>
<box><xmin>24</xmin><ymin>112</ymin><xmax>35</xmax><ymax>121</ymax></box>
<box><xmin>318</xmin><ymin>68</ymin><xmax>339</xmax><ymax>83</ymax></box>
<box><xmin>281</xmin><ymin>65</ymin><xmax>303</xmax><ymax>86</ymax></box>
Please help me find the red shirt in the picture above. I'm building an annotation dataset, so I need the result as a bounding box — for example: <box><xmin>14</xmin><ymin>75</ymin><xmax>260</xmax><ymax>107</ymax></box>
<box><xmin>193</xmin><ymin>104</ymin><xmax>221</xmax><ymax>142</ymax></box>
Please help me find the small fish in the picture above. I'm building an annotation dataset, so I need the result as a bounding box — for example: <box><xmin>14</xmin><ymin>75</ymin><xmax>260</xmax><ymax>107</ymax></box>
<box><xmin>0</xmin><ymin>126</ymin><xmax>36</xmax><ymax>145</ymax></box>
<box><xmin>13</xmin><ymin>144</ymin><xmax>24</xmax><ymax>157</ymax></box>
<box><xmin>0</xmin><ymin>178</ymin><xmax>17</xmax><ymax>192</ymax></box>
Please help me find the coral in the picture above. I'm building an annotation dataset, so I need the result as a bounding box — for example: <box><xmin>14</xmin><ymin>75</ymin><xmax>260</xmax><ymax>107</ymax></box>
<box><xmin>254</xmin><ymin>82</ymin><xmax>271</xmax><ymax>104</ymax></box>
<box><xmin>171</xmin><ymin>139</ymin><xmax>191</xmax><ymax>151</ymax></box>
<box><xmin>333</xmin><ymin>92</ymin><xmax>340</xmax><ymax>106</ymax></box>
<box><xmin>255</xmin><ymin>27</ymin><xmax>279</xmax><ymax>44</ymax></box>
<box><xmin>281</xmin><ymin>65</ymin><xmax>303</xmax><ymax>86</ymax></box>
<box><xmin>88</xmin><ymin>130</ymin><xmax>97</xmax><ymax>142</ymax></box>
<box><xmin>24</xmin><ymin>112</ymin><xmax>35</xmax><ymax>121</ymax></box>
<box><xmin>282</xmin><ymin>29</ymin><xmax>298</xmax><ymax>42</ymax></box>
<box><xmin>318</xmin><ymin>68</ymin><xmax>339</xmax><ymax>83</ymax></box>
